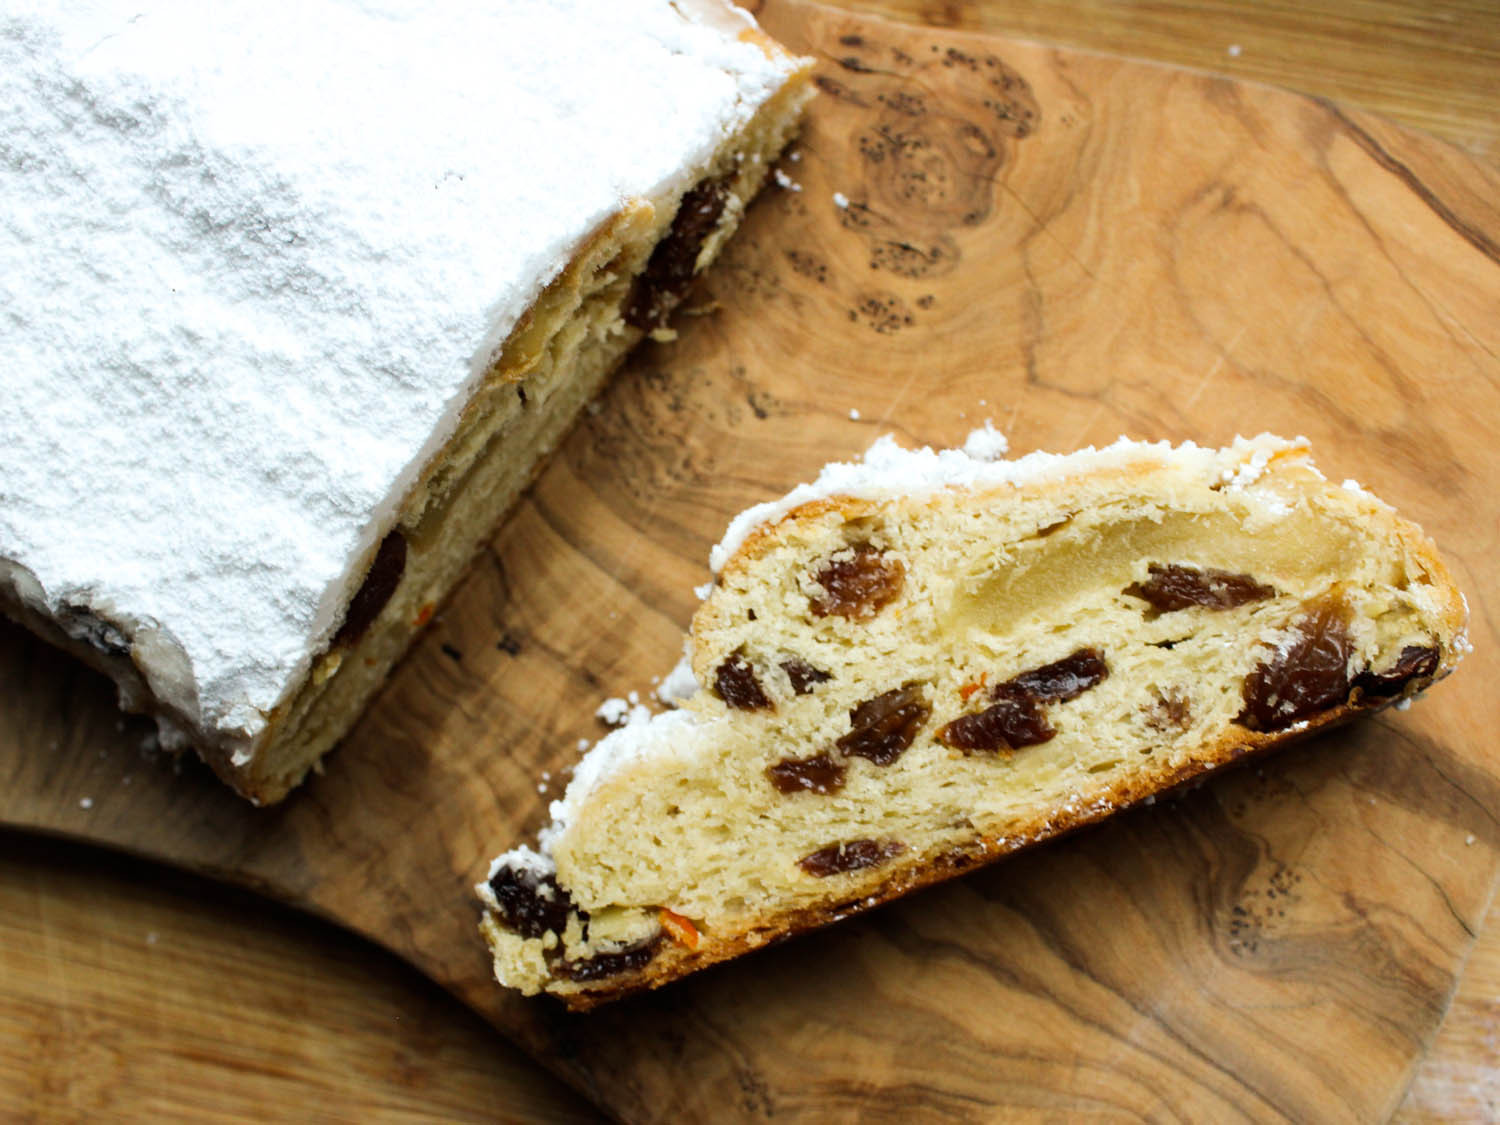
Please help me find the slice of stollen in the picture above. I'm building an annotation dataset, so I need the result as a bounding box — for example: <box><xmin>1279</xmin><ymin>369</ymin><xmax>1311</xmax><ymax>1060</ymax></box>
<box><xmin>478</xmin><ymin>433</ymin><xmax>1468</xmax><ymax>1008</ymax></box>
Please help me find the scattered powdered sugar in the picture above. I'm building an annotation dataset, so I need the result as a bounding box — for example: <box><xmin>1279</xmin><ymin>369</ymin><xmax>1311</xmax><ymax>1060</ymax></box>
<box><xmin>1</xmin><ymin>0</ymin><xmax>799</xmax><ymax>755</ymax></box>
<box><xmin>772</xmin><ymin>168</ymin><xmax>801</xmax><ymax>191</ymax></box>
<box><xmin>832</xmin><ymin>191</ymin><xmax>850</xmax><ymax>208</ymax></box>
<box><xmin>656</xmin><ymin>651</ymin><xmax>701</xmax><ymax>705</ymax></box>
<box><xmin>961</xmin><ymin>420</ymin><xmax>1009</xmax><ymax>461</ymax></box>
<box><xmin>708</xmin><ymin>430</ymin><xmax>1305</xmax><ymax>572</ymax></box>
<box><xmin>595</xmin><ymin>697</ymin><xmax>650</xmax><ymax>727</ymax></box>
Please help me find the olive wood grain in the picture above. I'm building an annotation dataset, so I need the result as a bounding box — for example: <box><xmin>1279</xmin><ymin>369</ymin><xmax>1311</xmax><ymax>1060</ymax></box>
<box><xmin>2</xmin><ymin>1</ymin><xmax>1498</xmax><ymax>1120</ymax></box>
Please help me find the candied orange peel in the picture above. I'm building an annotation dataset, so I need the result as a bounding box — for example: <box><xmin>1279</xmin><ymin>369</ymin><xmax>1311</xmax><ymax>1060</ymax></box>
<box><xmin>658</xmin><ymin>907</ymin><xmax>700</xmax><ymax>949</ymax></box>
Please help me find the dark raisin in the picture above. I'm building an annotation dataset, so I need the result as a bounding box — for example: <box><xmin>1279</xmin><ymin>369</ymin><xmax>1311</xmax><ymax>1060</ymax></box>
<box><xmin>487</xmin><ymin>865</ymin><xmax>573</xmax><ymax>939</ymax></box>
<box><xmin>1000</xmin><ymin>648</ymin><xmax>1109</xmax><ymax>703</ymax></box>
<box><xmin>333</xmin><ymin>529</ymin><xmax>408</xmax><ymax>646</ymax></box>
<box><xmin>1353</xmin><ymin>644</ymin><xmax>1440</xmax><ymax>700</ymax></box>
<box><xmin>714</xmin><ymin>652</ymin><xmax>772</xmax><ymax>711</ymax></box>
<box><xmin>782</xmin><ymin>658</ymin><xmax>832</xmax><ymax>695</ymax></box>
<box><xmin>767</xmin><ymin>752</ymin><xmax>847</xmax><ymax>794</ymax></box>
<box><xmin>809</xmin><ymin>545</ymin><xmax>905</xmax><ymax>621</ymax></box>
<box><xmin>1236</xmin><ymin>599</ymin><xmax>1353</xmax><ymax>732</ymax></box>
<box><xmin>835</xmin><ymin>683</ymin><xmax>931</xmax><ymax>765</ymax></box>
<box><xmin>798</xmin><ymin>839</ymin><xmax>905</xmax><ymax>877</ymax></box>
<box><xmin>938</xmin><ymin>695</ymin><xmax>1054</xmax><ymax>752</ymax></box>
<box><xmin>557</xmin><ymin>934</ymin><xmax>663</xmax><ymax>982</ymax></box>
<box><xmin>624</xmin><ymin>175</ymin><xmax>732</xmax><ymax>330</ymax></box>
<box><xmin>938</xmin><ymin>649</ymin><xmax>1106</xmax><ymax>753</ymax></box>
<box><xmin>1125</xmin><ymin>563</ymin><xmax>1277</xmax><ymax>615</ymax></box>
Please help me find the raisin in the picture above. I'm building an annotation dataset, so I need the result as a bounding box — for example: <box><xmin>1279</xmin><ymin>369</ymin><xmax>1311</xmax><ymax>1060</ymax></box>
<box><xmin>1144</xmin><ymin>688</ymin><xmax>1192</xmax><ymax>731</ymax></box>
<box><xmin>809</xmin><ymin>545</ymin><xmax>905</xmax><ymax>620</ymax></box>
<box><xmin>835</xmin><ymin>683</ymin><xmax>931</xmax><ymax>765</ymax></box>
<box><xmin>940</xmin><ymin>649</ymin><xmax>1107</xmax><ymax>752</ymax></box>
<box><xmin>782</xmin><ymin>657</ymin><xmax>832</xmax><ymax>695</ymax></box>
<box><xmin>1353</xmin><ymin>644</ymin><xmax>1440</xmax><ymax>700</ymax></box>
<box><xmin>487</xmin><ymin>865</ymin><xmax>574</xmax><ymax>939</ymax></box>
<box><xmin>624</xmin><ymin>176</ymin><xmax>732</xmax><ymax>330</ymax></box>
<box><xmin>333</xmin><ymin>528</ymin><xmax>407</xmax><ymax>646</ymax></box>
<box><xmin>798</xmin><ymin>839</ymin><xmax>905</xmax><ymax>877</ymax></box>
<box><xmin>557</xmin><ymin>935</ymin><xmax>664</xmax><ymax>982</ymax></box>
<box><xmin>1125</xmin><ymin>563</ymin><xmax>1277</xmax><ymax>615</ymax></box>
<box><xmin>1001</xmin><ymin>648</ymin><xmax>1109</xmax><ymax>703</ymax></box>
<box><xmin>1236</xmin><ymin>600</ymin><xmax>1353</xmax><ymax>732</ymax></box>
<box><xmin>714</xmin><ymin>652</ymin><xmax>772</xmax><ymax>711</ymax></box>
<box><xmin>938</xmin><ymin>695</ymin><xmax>1054</xmax><ymax>752</ymax></box>
<box><xmin>767</xmin><ymin>752</ymin><xmax>847</xmax><ymax>794</ymax></box>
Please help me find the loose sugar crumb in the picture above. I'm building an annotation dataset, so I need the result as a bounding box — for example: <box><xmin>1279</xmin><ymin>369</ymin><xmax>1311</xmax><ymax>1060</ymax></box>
<box><xmin>658</xmin><ymin>652</ymin><xmax>700</xmax><ymax>706</ymax></box>
<box><xmin>833</xmin><ymin>191</ymin><xmax>849</xmax><ymax>208</ymax></box>
<box><xmin>596</xmin><ymin>697</ymin><xmax>632</xmax><ymax>726</ymax></box>
<box><xmin>961</xmin><ymin>420</ymin><xmax>1009</xmax><ymax>462</ymax></box>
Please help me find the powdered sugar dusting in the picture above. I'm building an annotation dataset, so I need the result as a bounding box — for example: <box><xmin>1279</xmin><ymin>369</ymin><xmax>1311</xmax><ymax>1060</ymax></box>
<box><xmin>1</xmin><ymin>0</ymin><xmax>798</xmax><ymax>753</ymax></box>
<box><xmin>657</xmin><ymin>651</ymin><xmax>701</xmax><ymax>704</ymax></box>
<box><xmin>961</xmin><ymin>420</ymin><xmax>1009</xmax><ymax>461</ymax></box>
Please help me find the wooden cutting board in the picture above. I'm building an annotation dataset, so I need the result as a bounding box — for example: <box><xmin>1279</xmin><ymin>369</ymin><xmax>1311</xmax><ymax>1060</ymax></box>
<box><xmin>3</xmin><ymin>1</ymin><xmax>1498</xmax><ymax>1119</ymax></box>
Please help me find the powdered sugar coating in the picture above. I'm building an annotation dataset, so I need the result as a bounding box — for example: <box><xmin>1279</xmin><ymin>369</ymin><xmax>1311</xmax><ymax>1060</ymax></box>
<box><xmin>1</xmin><ymin>0</ymin><xmax>797</xmax><ymax>748</ymax></box>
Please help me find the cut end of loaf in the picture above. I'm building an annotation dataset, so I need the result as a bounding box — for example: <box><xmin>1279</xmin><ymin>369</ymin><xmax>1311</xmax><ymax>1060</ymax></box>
<box><xmin>478</xmin><ymin>433</ymin><xmax>1468</xmax><ymax>1008</ymax></box>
